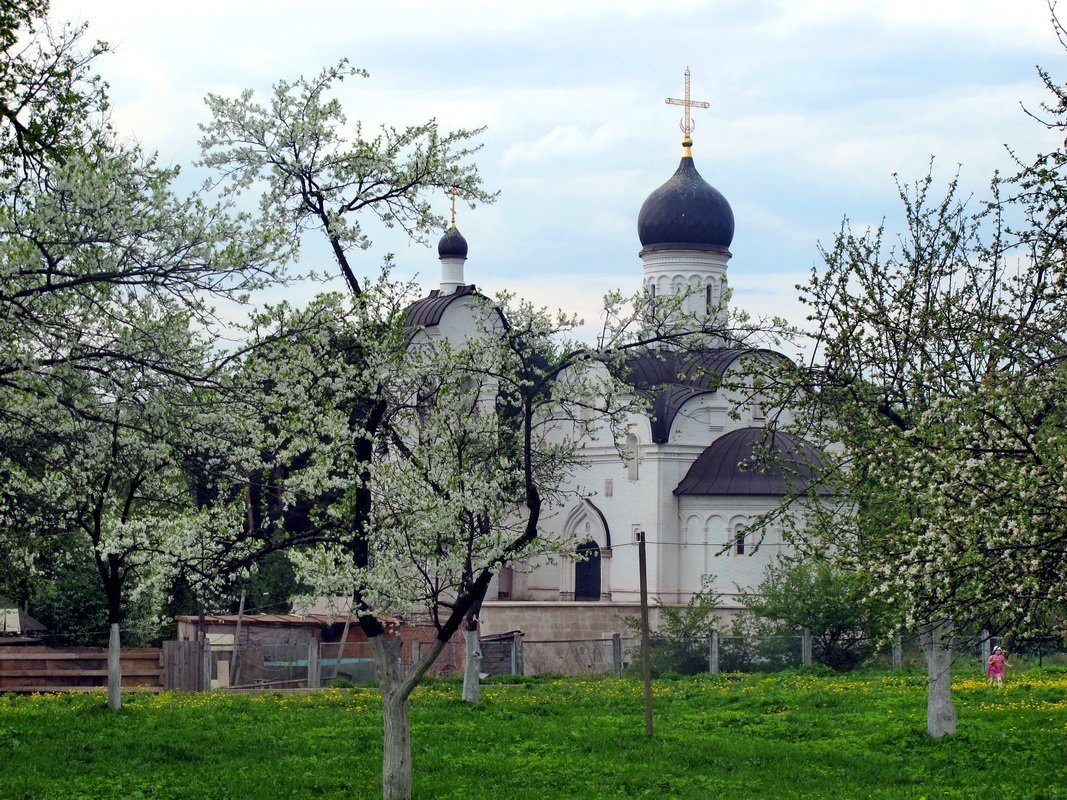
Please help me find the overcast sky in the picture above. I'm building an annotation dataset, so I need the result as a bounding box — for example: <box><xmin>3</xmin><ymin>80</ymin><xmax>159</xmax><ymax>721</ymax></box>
<box><xmin>47</xmin><ymin>0</ymin><xmax>1065</xmax><ymax>341</ymax></box>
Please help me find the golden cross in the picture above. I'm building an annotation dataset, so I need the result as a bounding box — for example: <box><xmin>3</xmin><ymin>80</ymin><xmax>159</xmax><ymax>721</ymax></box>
<box><xmin>665</xmin><ymin>67</ymin><xmax>709</xmax><ymax>139</ymax></box>
<box><xmin>446</xmin><ymin>187</ymin><xmax>459</xmax><ymax>225</ymax></box>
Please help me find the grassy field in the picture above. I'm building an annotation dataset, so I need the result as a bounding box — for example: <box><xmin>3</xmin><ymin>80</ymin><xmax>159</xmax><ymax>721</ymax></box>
<box><xmin>1</xmin><ymin>669</ymin><xmax>1065</xmax><ymax>799</ymax></box>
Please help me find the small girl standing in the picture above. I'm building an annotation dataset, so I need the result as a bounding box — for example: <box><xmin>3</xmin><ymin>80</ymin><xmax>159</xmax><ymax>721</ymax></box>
<box><xmin>986</xmin><ymin>645</ymin><xmax>1013</xmax><ymax>687</ymax></box>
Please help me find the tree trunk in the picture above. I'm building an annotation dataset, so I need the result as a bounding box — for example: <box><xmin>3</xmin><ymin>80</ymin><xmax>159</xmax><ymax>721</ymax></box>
<box><xmin>461</xmin><ymin>626</ymin><xmax>482</xmax><ymax>703</ymax></box>
<box><xmin>922</xmin><ymin>620</ymin><xmax>957</xmax><ymax>738</ymax></box>
<box><xmin>372</xmin><ymin>633</ymin><xmax>448</xmax><ymax>800</ymax></box>
<box><xmin>107</xmin><ymin>622</ymin><xmax>122</xmax><ymax>712</ymax></box>
<box><xmin>381</xmin><ymin>689</ymin><xmax>411</xmax><ymax>799</ymax></box>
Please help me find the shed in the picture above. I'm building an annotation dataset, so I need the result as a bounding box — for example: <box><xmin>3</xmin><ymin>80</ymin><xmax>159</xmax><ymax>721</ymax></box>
<box><xmin>173</xmin><ymin>612</ymin><xmax>466</xmax><ymax>687</ymax></box>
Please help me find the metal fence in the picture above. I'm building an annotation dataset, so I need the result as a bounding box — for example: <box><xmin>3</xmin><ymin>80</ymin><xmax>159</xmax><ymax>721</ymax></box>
<box><xmin>198</xmin><ymin>638</ymin><xmax>466</xmax><ymax>690</ymax></box>
<box><xmin>167</xmin><ymin>631</ymin><xmax>1067</xmax><ymax>690</ymax></box>
<box><xmin>516</xmin><ymin>632</ymin><xmax>1067</xmax><ymax>678</ymax></box>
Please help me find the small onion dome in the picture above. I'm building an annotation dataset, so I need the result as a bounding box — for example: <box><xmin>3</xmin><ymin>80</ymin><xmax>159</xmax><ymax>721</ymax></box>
<box><xmin>675</xmin><ymin>427</ymin><xmax>830</xmax><ymax>496</ymax></box>
<box><xmin>637</xmin><ymin>143</ymin><xmax>734</xmax><ymax>253</ymax></box>
<box><xmin>438</xmin><ymin>223</ymin><xmax>468</xmax><ymax>259</ymax></box>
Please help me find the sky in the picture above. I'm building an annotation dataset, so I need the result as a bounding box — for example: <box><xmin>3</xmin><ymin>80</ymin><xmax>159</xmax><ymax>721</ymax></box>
<box><xmin>46</xmin><ymin>0</ymin><xmax>1066</xmax><ymax>344</ymax></box>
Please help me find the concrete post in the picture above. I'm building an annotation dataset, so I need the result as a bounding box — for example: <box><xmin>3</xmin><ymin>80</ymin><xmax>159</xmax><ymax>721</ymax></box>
<box><xmin>980</xmin><ymin>629</ymin><xmax>991</xmax><ymax>670</ymax></box>
<box><xmin>201</xmin><ymin>638</ymin><xmax>213</xmax><ymax>692</ymax></box>
<box><xmin>612</xmin><ymin>633</ymin><xmax>623</xmax><ymax>678</ymax></box>
<box><xmin>802</xmin><ymin>628</ymin><xmax>812</xmax><ymax>667</ymax></box>
<box><xmin>307</xmin><ymin>640</ymin><xmax>320</xmax><ymax>689</ymax></box>
<box><xmin>709</xmin><ymin>630</ymin><xmax>720</xmax><ymax>675</ymax></box>
<box><xmin>892</xmin><ymin>635</ymin><xmax>903</xmax><ymax>669</ymax></box>
<box><xmin>513</xmin><ymin>631</ymin><xmax>524</xmax><ymax>676</ymax></box>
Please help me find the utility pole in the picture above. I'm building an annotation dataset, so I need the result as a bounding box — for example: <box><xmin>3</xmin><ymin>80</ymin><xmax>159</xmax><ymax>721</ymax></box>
<box><xmin>637</xmin><ymin>531</ymin><xmax>653</xmax><ymax>735</ymax></box>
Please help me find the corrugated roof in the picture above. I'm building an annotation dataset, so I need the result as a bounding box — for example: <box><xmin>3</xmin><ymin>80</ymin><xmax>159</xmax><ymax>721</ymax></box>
<box><xmin>175</xmin><ymin>613</ymin><xmax>340</xmax><ymax>627</ymax></box>
<box><xmin>404</xmin><ymin>284</ymin><xmax>481</xmax><ymax>328</ymax></box>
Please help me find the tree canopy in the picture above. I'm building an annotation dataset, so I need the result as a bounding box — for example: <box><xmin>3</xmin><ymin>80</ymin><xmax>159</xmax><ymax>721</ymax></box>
<box><xmin>754</xmin><ymin>20</ymin><xmax>1067</xmax><ymax>736</ymax></box>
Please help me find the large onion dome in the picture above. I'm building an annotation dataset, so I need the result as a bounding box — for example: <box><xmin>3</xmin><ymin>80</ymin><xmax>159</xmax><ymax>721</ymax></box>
<box><xmin>637</xmin><ymin>139</ymin><xmax>734</xmax><ymax>253</ymax></box>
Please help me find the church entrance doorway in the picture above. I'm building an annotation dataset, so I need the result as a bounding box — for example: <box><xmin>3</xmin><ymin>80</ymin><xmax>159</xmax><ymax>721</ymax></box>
<box><xmin>574</xmin><ymin>541</ymin><xmax>601</xmax><ymax>600</ymax></box>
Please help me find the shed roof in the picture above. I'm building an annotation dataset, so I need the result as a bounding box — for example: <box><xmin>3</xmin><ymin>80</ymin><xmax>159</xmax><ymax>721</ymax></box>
<box><xmin>175</xmin><ymin>613</ymin><xmax>342</xmax><ymax>628</ymax></box>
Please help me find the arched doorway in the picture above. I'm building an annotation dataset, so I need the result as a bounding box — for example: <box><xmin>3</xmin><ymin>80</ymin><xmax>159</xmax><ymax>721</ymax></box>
<box><xmin>574</xmin><ymin>541</ymin><xmax>601</xmax><ymax>600</ymax></box>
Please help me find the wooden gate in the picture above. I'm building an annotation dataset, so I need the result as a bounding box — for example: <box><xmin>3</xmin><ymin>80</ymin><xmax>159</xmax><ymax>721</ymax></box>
<box><xmin>162</xmin><ymin>640</ymin><xmax>204</xmax><ymax>691</ymax></box>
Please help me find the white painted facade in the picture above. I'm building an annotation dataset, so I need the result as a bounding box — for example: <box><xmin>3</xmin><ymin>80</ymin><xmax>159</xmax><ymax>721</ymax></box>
<box><xmin>410</xmin><ymin>145</ymin><xmax>807</xmax><ymax>640</ymax></box>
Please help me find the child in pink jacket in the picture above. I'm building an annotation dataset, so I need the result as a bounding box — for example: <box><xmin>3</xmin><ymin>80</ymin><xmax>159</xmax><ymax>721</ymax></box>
<box><xmin>986</xmin><ymin>645</ymin><xmax>1012</xmax><ymax>687</ymax></box>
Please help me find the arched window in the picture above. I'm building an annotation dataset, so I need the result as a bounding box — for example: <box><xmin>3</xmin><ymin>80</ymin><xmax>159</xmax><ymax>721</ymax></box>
<box><xmin>734</xmin><ymin>529</ymin><xmax>746</xmax><ymax>557</ymax></box>
<box><xmin>574</xmin><ymin>541</ymin><xmax>602</xmax><ymax>600</ymax></box>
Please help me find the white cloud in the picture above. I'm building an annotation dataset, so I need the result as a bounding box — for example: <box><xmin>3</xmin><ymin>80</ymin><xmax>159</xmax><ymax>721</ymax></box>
<box><xmin>43</xmin><ymin>0</ymin><xmax>1067</xmax><ymax>330</ymax></box>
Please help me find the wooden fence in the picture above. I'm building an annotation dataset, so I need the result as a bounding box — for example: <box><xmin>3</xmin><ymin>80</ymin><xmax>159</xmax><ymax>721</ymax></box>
<box><xmin>0</xmin><ymin>645</ymin><xmax>163</xmax><ymax>692</ymax></box>
<box><xmin>162</xmin><ymin>640</ymin><xmax>205</xmax><ymax>692</ymax></box>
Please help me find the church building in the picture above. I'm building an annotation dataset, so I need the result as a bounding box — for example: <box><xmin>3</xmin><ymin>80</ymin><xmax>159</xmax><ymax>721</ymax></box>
<box><xmin>405</xmin><ymin>77</ymin><xmax>826</xmax><ymax>648</ymax></box>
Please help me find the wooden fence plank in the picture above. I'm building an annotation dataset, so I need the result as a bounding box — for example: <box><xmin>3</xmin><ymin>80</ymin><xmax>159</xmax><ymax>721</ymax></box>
<box><xmin>162</xmin><ymin>640</ymin><xmax>201</xmax><ymax>692</ymax></box>
<box><xmin>0</xmin><ymin>645</ymin><xmax>163</xmax><ymax>692</ymax></box>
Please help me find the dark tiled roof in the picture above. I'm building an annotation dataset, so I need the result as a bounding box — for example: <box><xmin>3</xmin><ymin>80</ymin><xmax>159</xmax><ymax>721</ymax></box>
<box><xmin>674</xmin><ymin>427</ymin><xmax>830</xmax><ymax>497</ymax></box>
<box><xmin>621</xmin><ymin>348</ymin><xmax>751</xmax><ymax>443</ymax></box>
<box><xmin>404</xmin><ymin>284</ymin><xmax>482</xmax><ymax>328</ymax></box>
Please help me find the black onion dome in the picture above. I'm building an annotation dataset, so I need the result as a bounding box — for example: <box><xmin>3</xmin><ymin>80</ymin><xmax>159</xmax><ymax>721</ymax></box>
<box><xmin>438</xmin><ymin>224</ymin><xmax>468</xmax><ymax>259</ymax></box>
<box><xmin>675</xmin><ymin>427</ymin><xmax>831</xmax><ymax>496</ymax></box>
<box><xmin>637</xmin><ymin>153</ymin><xmax>734</xmax><ymax>253</ymax></box>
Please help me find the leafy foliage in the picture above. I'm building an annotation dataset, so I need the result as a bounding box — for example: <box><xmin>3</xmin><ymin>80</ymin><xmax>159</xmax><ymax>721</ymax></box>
<box><xmin>739</xmin><ymin>558</ymin><xmax>888</xmax><ymax>670</ymax></box>
<box><xmin>198</xmin><ymin>60</ymin><xmax>496</xmax><ymax>296</ymax></box>
<box><xmin>31</xmin><ymin>543</ymin><xmax>166</xmax><ymax>647</ymax></box>
<box><xmin>762</xmin><ymin>56</ymin><xmax>1067</xmax><ymax>642</ymax></box>
<box><xmin>626</xmin><ymin>587</ymin><xmax>721</xmax><ymax>676</ymax></box>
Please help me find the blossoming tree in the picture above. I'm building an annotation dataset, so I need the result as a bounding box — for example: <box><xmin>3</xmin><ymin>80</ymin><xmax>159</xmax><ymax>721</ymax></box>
<box><xmin>771</xmin><ymin>128</ymin><xmax>1067</xmax><ymax>735</ymax></box>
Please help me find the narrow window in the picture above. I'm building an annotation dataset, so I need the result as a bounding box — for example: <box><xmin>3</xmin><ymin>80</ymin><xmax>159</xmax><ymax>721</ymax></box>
<box><xmin>497</xmin><ymin>567</ymin><xmax>513</xmax><ymax>600</ymax></box>
<box><xmin>735</xmin><ymin>531</ymin><xmax>746</xmax><ymax>556</ymax></box>
<box><xmin>626</xmin><ymin>434</ymin><xmax>640</xmax><ymax>481</ymax></box>
<box><xmin>705</xmin><ymin>284</ymin><xmax>713</xmax><ymax>313</ymax></box>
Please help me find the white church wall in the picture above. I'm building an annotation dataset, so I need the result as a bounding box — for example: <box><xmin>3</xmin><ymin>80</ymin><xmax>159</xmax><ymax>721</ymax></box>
<box><xmin>677</xmin><ymin>495</ymin><xmax>790</xmax><ymax>603</ymax></box>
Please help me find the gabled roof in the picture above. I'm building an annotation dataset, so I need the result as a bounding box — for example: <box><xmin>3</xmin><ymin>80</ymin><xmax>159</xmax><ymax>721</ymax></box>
<box><xmin>674</xmin><ymin>426</ymin><xmax>830</xmax><ymax>497</ymax></box>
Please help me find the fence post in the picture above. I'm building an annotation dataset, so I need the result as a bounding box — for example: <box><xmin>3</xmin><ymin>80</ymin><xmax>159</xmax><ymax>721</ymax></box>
<box><xmin>802</xmin><ymin>628</ymin><xmax>812</xmax><ymax>667</ymax></box>
<box><xmin>980</xmin><ymin>629</ymin><xmax>991</xmax><ymax>671</ymax></box>
<box><xmin>513</xmin><ymin>631</ymin><xmax>524</xmax><ymax>676</ymax></box>
<box><xmin>892</xmin><ymin>635</ymin><xmax>903</xmax><ymax>669</ymax></box>
<box><xmin>307</xmin><ymin>640</ymin><xmax>320</xmax><ymax>689</ymax></box>
<box><xmin>201</xmin><ymin>638</ymin><xmax>213</xmax><ymax>691</ymax></box>
<box><xmin>709</xmin><ymin>630</ymin><xmax>720</xmax><ymax>675</ymax></box>
<box><xmin>612</xmin><ymin>633</ymin><xmax>623</xmax><ymax>678</ymax></box>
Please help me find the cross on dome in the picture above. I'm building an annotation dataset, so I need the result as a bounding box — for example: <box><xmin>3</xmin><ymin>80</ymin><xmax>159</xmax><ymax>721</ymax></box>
<box><xmin>665</xmin><ymin>67</ymin><xmax>709</xmax><ymax>147</ymax></box>
<box><xmin>446</xmin><ymin>187</ymin><xmax>459</xmax><ymax>225</ymax></box>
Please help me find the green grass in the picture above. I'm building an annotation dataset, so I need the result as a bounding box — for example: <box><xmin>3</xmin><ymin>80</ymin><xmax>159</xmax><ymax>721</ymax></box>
<box><xmin>1</xmin><ymin>669</ymin><xmax>1065</xmax><ymax>799</ymax></box>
